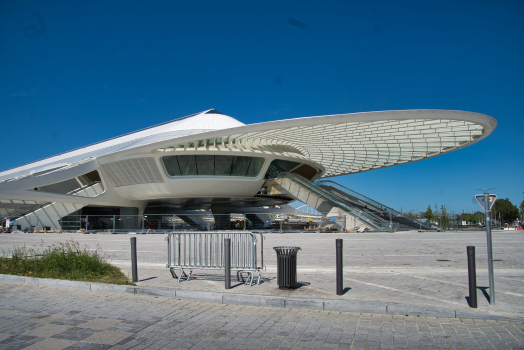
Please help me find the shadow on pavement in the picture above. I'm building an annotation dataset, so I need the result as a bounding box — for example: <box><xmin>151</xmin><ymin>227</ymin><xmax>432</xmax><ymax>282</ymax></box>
<box><xmin>478</xmin><ymin>286</ymin><xmax>491</xmax><ymax>303</ymax></box>
<box><xmin>138</xmin><ymin>277</ymin><xmax>157</xmax><ymax>282</ymax></box>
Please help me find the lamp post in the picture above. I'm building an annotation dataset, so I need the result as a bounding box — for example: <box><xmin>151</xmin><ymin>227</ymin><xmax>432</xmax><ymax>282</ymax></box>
<box><xmin>440</xmin><ymin>205</ymin><xmax>445</xmax><ymax>230</ymax></box>
<box><xmin>475</xmin><ymin>189</ymin><xmax>496</xmax><ymax>305</ymax></box>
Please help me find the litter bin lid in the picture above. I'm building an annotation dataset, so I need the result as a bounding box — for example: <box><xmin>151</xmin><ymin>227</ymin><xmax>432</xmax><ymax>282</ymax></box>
<box><xmin>273</xmin><ymin>246</ymin><xmax>301</xmax><ymax>255</ymax></box>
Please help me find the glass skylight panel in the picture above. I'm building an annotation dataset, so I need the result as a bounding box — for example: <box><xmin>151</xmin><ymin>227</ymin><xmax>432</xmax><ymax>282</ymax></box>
<box><xmin>389</xmin><ymin>131</ymin><xmax>406</xmax><ymax>136</ymax></box>
<box><xmin>407</xmin><ymin>121</ymin><xmax>427</xmax><ymax>127</ymax></box>
<box><xmin>446</xmin><ymin>121</ymin><xmax>467</xmax><ymax>127</ymax></box>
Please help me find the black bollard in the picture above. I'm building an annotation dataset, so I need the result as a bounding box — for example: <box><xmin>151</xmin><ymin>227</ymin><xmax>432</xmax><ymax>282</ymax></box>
<box><xmin>225</xmin><ymin>238</ymin><xmax>231</xmax><ymax>289</ymax></box>
<box><xmin>130</xmin><ymin>237</ymin><xmax>138</xmax><ymax>283</ymax></box>
<box><xmin>336</xmin><ymin>239</ymin><xmax>343</xmax><ymax>295</ymax></box>
<box><xmin>467</xmin><ymin>246</ymin><xmax>477</xmax><ymax>308</ymax></box>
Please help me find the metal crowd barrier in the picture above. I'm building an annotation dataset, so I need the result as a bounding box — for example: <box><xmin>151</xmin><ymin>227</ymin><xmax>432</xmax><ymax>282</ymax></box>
<box><xmin>166</xmin><ymin>231</ymin><xmax>263</xmax><ymax>286</ymax></box>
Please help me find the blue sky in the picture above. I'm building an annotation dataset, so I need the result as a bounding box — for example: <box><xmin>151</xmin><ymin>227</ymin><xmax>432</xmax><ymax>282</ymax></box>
<box><xmin>1</xmin><ymin>0</ymin><xmax>523</xmax><ymax>214</ymax></box>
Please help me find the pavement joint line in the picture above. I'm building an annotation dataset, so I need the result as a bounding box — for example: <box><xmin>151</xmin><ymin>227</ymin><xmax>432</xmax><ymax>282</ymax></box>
<box><xmin>407</xmin><ymin>275</ymin><xmax>524</xmax><ymax>299</ymax></box>
<box><xmin>343</xmin><ymin>277</ymin><xmax>465</xmax><ymax>307</ymax></box>
<box><xmin>2</xmin><ymin>273</ymin><xmax>523</xmax><ymax>323</ymax></box>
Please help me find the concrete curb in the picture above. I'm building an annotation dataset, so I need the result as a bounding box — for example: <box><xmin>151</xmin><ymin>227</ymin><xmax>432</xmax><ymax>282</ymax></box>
<box><xmin>1</xmin><ymin>274</ymin><xmax>522</xmax><ymax>322</ymax></box>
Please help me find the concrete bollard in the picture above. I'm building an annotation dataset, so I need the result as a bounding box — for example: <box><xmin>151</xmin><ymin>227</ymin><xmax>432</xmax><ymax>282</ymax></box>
<box><xmin>467</xmin><ymin>246</ymin><xmax>477</xmax><ymax>308</ymax></box>
<box><xmin>131</xmin><ymin>237</ymin><xmax>138</xmax><ymax>283</ymax></box>
<box><xmin>225</xmin><ymin>238</ymin><xmax>231</xmax><ymax>289</ymax></box>
<box><xmin>336</xmin><ymin>239</ymin><xmax>343</xmax><ymax>295</ymax></box>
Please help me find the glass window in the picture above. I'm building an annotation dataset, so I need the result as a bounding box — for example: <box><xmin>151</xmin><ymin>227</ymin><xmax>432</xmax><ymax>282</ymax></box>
<box><xmin>214</xmin><ymin>155</ymin><xmax>233</xmax><ymax>175</ymax></box>
<box><xmin>195</xmin><ymin>155</ymin><xmax>214</xmax><ymax>175</ymax></box>
<box><xmin>231</xmin><ymin>156</ymin><xmax>251</xmax><ymax>176</ymax></box>
<box><xmin>247</xmin><ymin>157</ymin><xmax>265</xmax><ymax>177</ymax></box>
<box><xmin>264</xmin><ymin>159</ymin><xmax>301</xmax><ymax>179</ymax></box>
<box><xmin>177</xmin><ymin>155</ymin><xmax>197</xmax><ymax>175</ymax></box>
<box><xmin>163</xmin><ymin>156</ymin><xmax>181</xmax><ymax>176</ymax></box>
<box><xmin>162</xmin><ymin>155</ymin><xmax>265</xmax><ymax>177</ymax></box>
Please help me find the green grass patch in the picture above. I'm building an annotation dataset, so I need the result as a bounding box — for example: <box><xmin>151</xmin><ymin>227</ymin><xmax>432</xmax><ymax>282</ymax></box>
<box><xmin>0</xmin><ymin>240</ymin><xmax>134</xmax><ymax>285</ymax></box>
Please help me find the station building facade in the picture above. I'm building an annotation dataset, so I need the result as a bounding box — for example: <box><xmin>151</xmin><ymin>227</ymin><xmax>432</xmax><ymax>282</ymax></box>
<box><xmin>0</xmin><ymin>109</ymin><xmax>496</xmax><ymax>232</ymax></box>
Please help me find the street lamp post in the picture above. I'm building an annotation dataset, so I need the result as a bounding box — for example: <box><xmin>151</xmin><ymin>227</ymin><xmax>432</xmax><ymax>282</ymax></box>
<box><xmin>475</xmin><ymin>189</ymin><xmax>497</xmax><ymax>305</ymax></box>
<box><xmin>440</xmin><ymin>205</ymin><xmax>445</xmax><ymax>230</ymax></box>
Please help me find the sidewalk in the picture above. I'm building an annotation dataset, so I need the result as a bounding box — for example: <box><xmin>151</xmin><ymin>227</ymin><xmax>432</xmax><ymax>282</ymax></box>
<box><xmin>3</xmin><ymin>283</ymin><xmax>523</xmax><ymax>350</ymax></box>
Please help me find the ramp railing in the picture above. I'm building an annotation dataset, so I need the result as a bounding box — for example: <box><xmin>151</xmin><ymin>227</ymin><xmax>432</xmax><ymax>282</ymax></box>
<box><xmin>316</xmin><ymin>180</ymin><xmax>429</xmax><ymax>230</ymax></box>
<box><xmin>166</xmin><ymin>231</ymin><xmax>263</xmax><ymax>286</ymax></box>
<box><xmin>280</xmin><ymin>173</ymin><xmax>393</xmax><ymax>231</ymax></box>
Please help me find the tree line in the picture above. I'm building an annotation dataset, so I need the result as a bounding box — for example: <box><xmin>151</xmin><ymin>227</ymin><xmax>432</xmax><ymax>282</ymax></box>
<box><xmin>405</xmin><ymin>198</ymin><xmax>523</xmax><ymax>227</ymax></box>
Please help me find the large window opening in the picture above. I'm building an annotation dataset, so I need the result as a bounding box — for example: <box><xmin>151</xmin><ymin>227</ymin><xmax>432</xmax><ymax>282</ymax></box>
<box><xmin>264</xmin><ymin>160</ymin><xmax>319</xmax><ymax>180</ymax></box>
<box><xmin>264</xmin><ymin>159</ymin><xmax>301</xmax><ymax>179</ymax></box>
<box><xmin>162</xmin><ymin>155</ymin><xmax>265</xmax><ymax>177</ymax></box>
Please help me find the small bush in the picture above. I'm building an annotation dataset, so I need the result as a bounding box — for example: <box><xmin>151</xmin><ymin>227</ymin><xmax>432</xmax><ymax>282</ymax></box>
<box><xmin>0</xmin><ymin>240</ymin><xmax>134</xmax><ymax>285</ymax></box>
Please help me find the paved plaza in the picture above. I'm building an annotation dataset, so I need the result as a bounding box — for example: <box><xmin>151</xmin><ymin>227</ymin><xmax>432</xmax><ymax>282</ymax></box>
<box><xmin>1</xmin><ymin>230</ymin><xmax>524</xmax><ymax>349</ymax></box>
<box><xmin>1</xmin><ymin>231</ymin><xmax>524</xmax><ymax>318</ymax></box>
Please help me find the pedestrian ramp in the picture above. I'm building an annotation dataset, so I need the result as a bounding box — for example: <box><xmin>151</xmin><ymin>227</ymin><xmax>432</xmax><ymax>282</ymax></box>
<box><xmin>264</xmin><ymin>173</ymin><xmax>424</xmax><ymax>231</ymax></box>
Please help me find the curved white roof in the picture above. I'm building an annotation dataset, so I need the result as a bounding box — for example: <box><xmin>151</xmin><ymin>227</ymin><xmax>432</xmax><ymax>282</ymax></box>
<box><xmin>155</xmin><ymin>109</ymin><xmax>496</xmax><ymax>177</ymax></box>
<box><xmin>0</xmin><ymin>109</ymin><xmax>496</xmax><ymax>181</ymax></box>
<box><xmin>0</xmin><ymin>109</ymin><xmax>244</xmax><ymax>182</ymax></box>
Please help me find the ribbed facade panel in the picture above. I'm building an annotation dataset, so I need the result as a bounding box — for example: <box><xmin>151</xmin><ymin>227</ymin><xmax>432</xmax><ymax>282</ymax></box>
<box><xmin>101</xmin><ymin>157</ymin><xmax>164</xmax><ymax>187</ymax></box>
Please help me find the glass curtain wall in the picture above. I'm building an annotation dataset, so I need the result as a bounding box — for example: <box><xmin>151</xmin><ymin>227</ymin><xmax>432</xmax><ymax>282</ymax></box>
<box><xmin>162</xmin><ymin>155</ymin><xmax>265</xmax><ymax>177</ymax></box>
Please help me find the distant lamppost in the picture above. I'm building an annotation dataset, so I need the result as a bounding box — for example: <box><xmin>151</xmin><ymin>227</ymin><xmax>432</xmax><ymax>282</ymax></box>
<box><xmin>440</xmin><ymin>205</ymin><xmax>445</xmax><ymax>230</ymax></box>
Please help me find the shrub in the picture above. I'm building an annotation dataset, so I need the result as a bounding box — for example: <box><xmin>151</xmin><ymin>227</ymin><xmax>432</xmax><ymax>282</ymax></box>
<box><xmin>0</xmin><ymin>240</ymin><xmax>134</xmax><ymax>285</ymax></box>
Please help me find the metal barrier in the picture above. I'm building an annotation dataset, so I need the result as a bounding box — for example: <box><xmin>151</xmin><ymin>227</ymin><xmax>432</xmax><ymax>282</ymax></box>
<box><xmin>166</xmin><ymin>231</ymin><xmax>263</xmax><ymax>286</ymax></box>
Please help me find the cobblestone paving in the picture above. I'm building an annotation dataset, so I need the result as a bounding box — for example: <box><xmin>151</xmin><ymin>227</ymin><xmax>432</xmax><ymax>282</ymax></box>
<box><xmin>1</xmin><ymin>231</ymin><xmax>523</xmax><ymax>318</ymax></box>
<box><xmin>1</xmin><ymin>283</ymin><xmax>523</xmax><ymax>349</ymax></box>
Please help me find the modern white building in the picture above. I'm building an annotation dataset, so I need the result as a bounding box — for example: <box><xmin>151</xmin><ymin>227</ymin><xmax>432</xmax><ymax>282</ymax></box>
<box><xmin>0</xmin><ymin>109</ymin><xmax>496</xmax><ymax>232</ymax></box>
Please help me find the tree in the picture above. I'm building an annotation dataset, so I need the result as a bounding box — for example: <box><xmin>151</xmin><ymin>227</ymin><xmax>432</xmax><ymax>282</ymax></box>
<box><xmin>423</xmin><ymin>205</ymin><xmax>433</xmax><ymax>221</ymax></box>
<box><xmin>432</xmin><ymin>207</ymin><xmax>441</xmax><ymax>225</ymax></box>
<box><xmin>520</xmin><ymin>200</ymin><xmax>524</xmax><ymax>219</ymax></box>
<box><xmin>474</xmin><ymin>211</ymin><xmax>484</xmax><ymax>224</ymax></box>
<box><xmin>405</xmin><ymin>212</ymin><xmax>417</xmax><ymax>220</ymax></box>
<box><xmin>441</xmin><ymin>206</ymin><xmax>450</xmax><ymax>228</ymax></box>
<box><xmin>493</xmin><ymin>198</ymin><xmax>519</xmax><ymax>223</ymax></box>
<box><xmin>459</xmin><ymin>213</ymin><xmax>473</xmax><ymax>224</ymax></box>
<box><xmin>459</xmin><ymin>212</ymin><xmax>481</xmax><ymax>224</ymax></box>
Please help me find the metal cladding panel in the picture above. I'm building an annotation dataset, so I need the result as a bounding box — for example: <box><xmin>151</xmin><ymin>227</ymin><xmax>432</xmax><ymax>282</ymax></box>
<box><xmin>101</xmin><ymin>157</ymin><xmax>164</xmax><ymax>187</ymax></box>
<box><xmin>38</xmin><ymin>178</ymin><xmax>80</xmax><ymax>194</ymax></box>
